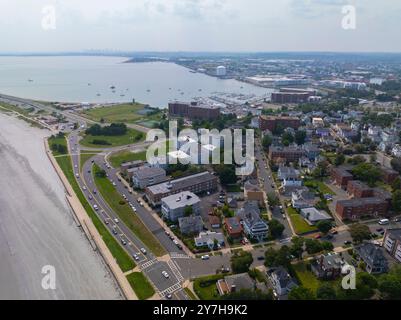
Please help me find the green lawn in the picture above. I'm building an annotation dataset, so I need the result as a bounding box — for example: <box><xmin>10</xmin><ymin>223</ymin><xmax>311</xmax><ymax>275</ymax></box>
<box><xmin>193</xmin><ymin>274</ymin><xmax>225</xmax><ymax>300</ymax></box>
<box><xmin>48</xmin><ymin>134</ymin><xmax>68</xmax><ymax>156</ymax></box>
<box><xmin>126</xmin><ymin>272</ymin><xmax>155</xmax><ymax>300</ymax></box>
<box><xmin>292</xmin><ymin>262</ymin><xmax>321</xmax><ymax>293</ymax></box>
<box><xmin>109</xmin><ymin>150</ymin><xmax>147</xmax><ymax>168</ymax></box>
<box><xmin>287</xmin><ymin>207</ymin><xmax>318</xmax><ymax>235</ymax></box>
<box><xmin>49</xmin><ymin>138</ymin><xmax>136</xmax><ymax>272</ymax></box>
<box><xmin>304</xmin><ymin>179</ymin><xmax>336</xmax><ymax>196</ymax></box>
<box><xmin>292</xmin><ymin>262</ymin><xmax>340</xmax><ymax>294</ymax></box>
<box><xmin>80</xmin><ymin>103</ymin><xmax>161</xmax><ymax>124</ymax></box>
<box><xmin>184</xmin><ymin>287</ymin><xmax>198</xmax><ymax>300</ymax></box>
<box><xmin>79</xmin><ymin>128</ymin><xmax>145</xmax><ymax>148</ymax></box>
<box><xmin>93</xmin><ymin>165</ymin><xmax>166</xmax><ymax>256</ymax></box>
<box><xmin>80</xmin><ymin>151</ymin><xmax>100</xmax><ymax>170</ymax></box>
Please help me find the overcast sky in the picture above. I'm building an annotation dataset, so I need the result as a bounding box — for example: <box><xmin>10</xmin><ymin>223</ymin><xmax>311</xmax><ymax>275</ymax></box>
<box><xmin>0</xmin><ymin>0</ymin><xmax>400</xmax><ymax>53</ymax></box>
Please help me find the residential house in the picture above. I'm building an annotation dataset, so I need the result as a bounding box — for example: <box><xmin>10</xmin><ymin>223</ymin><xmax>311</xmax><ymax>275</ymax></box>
<box><xmin>208</xmin><ymin>215</ymin><xmax>221</xmax><ymax>229</ymax></box>
<box><xmin>300</xmin><ymin>207</ymin><xmax>333</xmax><ymax>225</ymax></box>
<box><xmin>178</xmin><ymin>215</ymin><xmax>204</xmax><ymax>235</ymax></box>
<box><xmin>331</xmin><ymin>167</ymin><xmax>353</xmax><ymax>189</ymax></box>
<box><xmin>311</xmin><ymin>253</ymin><xmax>343</xmax><ymax>279</ymax></box>
<box><xmin>356</xmin><ymin>242</ymin><xmax>389</xmax><ymax>274</ymax></box>
<box><xmin>217</xmin><ymin>273</ymin><xmax>257</xmax><ymax>296</ymax></box>
<box><xmin>236</xmin><ymin>201</ymin><xmax>269</xmax><ymax>242</ymax></box>
<box><xmin>303</xmin><ymin>144</ymin><xmax>320</xmax><ymax>161</ymax></box>
<box><xmin>291</xmin><ymin>187</ymin><xmax>317</xmax><ymax>209</ymax></box>
<box><xmin>392</xmin><ymin>144</ymin><xmax>401</xmax><ymax>158</ymax></box>
<box><xmin>268</xmin><ymin>267</ymin><xmax>298</xmax><ymax>298</ymax></box>
<box><xmin>224</xmin><ymin>217</ymin><xmax>243</xmax><ymax>240</ymax></box>
<box><xmin>194</xmin><ymin>231</ymin><xmax>225</xmax><ymax>249</ymax></box>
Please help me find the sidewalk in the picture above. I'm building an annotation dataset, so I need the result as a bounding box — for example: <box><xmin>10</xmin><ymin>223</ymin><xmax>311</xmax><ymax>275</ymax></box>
<box><xmin>45</xmin><ymin>138</ymin><xmax>138</xmax><ymax>300</ymax></box>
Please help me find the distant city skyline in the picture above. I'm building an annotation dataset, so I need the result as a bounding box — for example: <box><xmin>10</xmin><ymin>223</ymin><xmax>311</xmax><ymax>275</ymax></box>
<box><xmin>0</xmin><ymin>0</ymin><xmax>400</xmax><ymax>53</ymax></box>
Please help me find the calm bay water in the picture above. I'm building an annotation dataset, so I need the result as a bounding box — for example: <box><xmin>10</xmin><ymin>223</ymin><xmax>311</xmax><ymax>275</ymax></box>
<box><xmin>0</xmin><ymin>56</ymin><xmax>268</xmax><ymax>108</ymax></box>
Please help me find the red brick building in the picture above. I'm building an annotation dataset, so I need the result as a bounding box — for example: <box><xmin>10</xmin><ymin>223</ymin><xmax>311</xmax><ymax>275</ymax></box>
<box><xmin>268</xmin><ymin>146</ymin><xmax>304</xmax><ymax>163</ymax></box>
<box><xmin>347</xmin><ymin>180</ymin><xmax>373</xmax><ymax>198</ymax></box>
<box><xmin>336</xmin><ymin>198</ymin><xmax>389</xmax><ymax>221</ymax></box>
<box><xmin>168</xmin><ymin>101</ymin><xmax>220</xmax><ymax>120</ymax></box>
<box><xmin>381</xmin><ymin>168</ymin><xmax>399</xmax><ymax>184</ymax></box>
<box><xmin>331</xmin><ymin>168</ymin><xmax>353</xmax><ymax>189</ymax></box>
<box><xmin>259</xmin><ymin>115</ymin><xmax>301</xmax><ymax>132</ymax></box>
<box><xmin>271</xmin><ymin>92</ymin><xmax>310</xmax><ymax>104</ymax></box>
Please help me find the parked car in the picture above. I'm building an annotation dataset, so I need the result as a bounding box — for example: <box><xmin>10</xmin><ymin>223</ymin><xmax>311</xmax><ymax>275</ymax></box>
<box><xmin>378</xmin><ymin>219</ymin><xmax>390</xmax><ymax>225</ymax></box>
<box><xmin>201</xmin><ymin>255</ymin><xmax>210</xmax><ymax>260</ymax></box>
<box><xmin>162</xmin><ymin>271</ymin><xmax>169</xmax><ymax>279</ymax></box>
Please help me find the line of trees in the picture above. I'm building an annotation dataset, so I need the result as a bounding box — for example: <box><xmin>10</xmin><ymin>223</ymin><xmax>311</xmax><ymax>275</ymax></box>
<box><xmin>86</xmin><ymin>123</ymin><xmax>128</xmax><ymax>136</ymax></box>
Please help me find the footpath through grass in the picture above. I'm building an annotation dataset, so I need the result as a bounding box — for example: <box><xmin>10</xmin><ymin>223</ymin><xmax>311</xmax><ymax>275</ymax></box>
<box><xmin>48</xmin><ymin>137</ymin><xmax>135</xmax><ymax>272</ymax></box>
<box><xmin>126</xmin><ymin>272</ymin><xmax>155</xmax><ymax>300</ymax></box>
<box><xmin>109</xmin><ymin>150</ymin><xmax>147</xmax><ymax>168</ymax></box>
<box><xmin>79</xmin><ymin>128</ymin><xmax>144</xmax><ymax>148</ymax></box>
<box><xmin>93</xmin><ymin>164</ymin><xmax>166</xmax><ymax>256</ymax></box>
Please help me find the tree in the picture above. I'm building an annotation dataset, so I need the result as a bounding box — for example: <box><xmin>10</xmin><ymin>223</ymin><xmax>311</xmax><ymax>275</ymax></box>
<box><xmin>264</xmin><ymin>246</ymin><xmax>291</xmax><ymax>268</ymax></box>
<box><xmin>351</xmin><ymin>163</ymin><xmax>382</xmax><ymax>187</ymax></box>
<box><xmin>230</xmin><ymin>251</ymin><xmax>253</xmax><ymax>274</ymax></box>
<box><xmin>337</xmin><ymin>272</ymin><xmax>377</xmax><ymax>300</ymax></box>
<box><xmin>392</xmin><ymin>190</ymin><xmax>401</xmax><ymax>213</ymax></box>
<box><xmin>281</xmin><ymin>132</ymin><xmax>294</xmax><ymax>146</ymax></box>
<box><xmin>304</xmin><ymin>238</ymin><xmax>323</xmax><ymax>254</ymax></box>
<box><xmin>262</xmin><ymin>135</ymin><xmax>272</xmax><ymax>151</ymax></box>
<box><xmin>295</xmin><ymin>130</ymin><xmax>307</xmax><ymax>145</ymax></box>
<box><xmin>267</xmin><ymin>192</ymin><xmax>280</xmax><ymax>207</ymax></box>
<box><xmin>316</xmin><ymin>220</ymin><xmax>333</xmax><ymax>235</ymax></box>
<box><xmin>349</xmin><ymin>223</ymin><xmax>371</xmax><ymax>243</ymax></box>
<box><xmin>334</xmin><ymin>154</ymin><xmax>345</xmax><ymax>166</ymax></box>
<box><xmin>316</xmin><ymin>283</ymin><xmax>337</xmax><ymax>300</ymax></box>
<box><xmin>214</xmin><ymin>165</ymin><xmax>237</xmax><ymax>186</ymax></box>
<box><xmin>288</xmin><ymin>286</ymin><xmax>316</xmax><ymax>300</ymax></box>
<box><xmin>391</xmin><ymin>177</ymin><xmax>401</xmax><ymax>191</ymax></box>
<box><xmin>95</xmin><ymin>168</ymin><xmax>107</xmax><ymax>178</ymax></box>
<box><xmin>290</xmin><ymin>237</ymin><xmax>305</xmax><ymax>259</ymax></box>
<box><xmin>268</xmin><ymin>219</ymin><xmax>285</xmax><ymax>239</ymax></box>
<box><xmin>378</xmin><ymin>266</ymin><xmax>401</xmax><ymax>300</ymax></box>
<box><xmin>184</xmin><ymin>205</ymin><xmax>193</xmax><ymax>217</ymax></box>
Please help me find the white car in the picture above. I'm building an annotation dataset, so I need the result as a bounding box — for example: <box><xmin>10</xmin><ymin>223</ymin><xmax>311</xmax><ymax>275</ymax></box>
<box><xmin>114</xmin><ymin>218</ymin><xmax>119</xmax><ymax>224</ymax></box>
<box><xmin>82</xmin><ymin>186</ymin><xmax>87</xmax><ymax>191</ymax></box>
<box><xmin>93</xmin><ymin>204</ymin><xmax>99</xmax><ymax>211</ymax></box>
<box><xmin>140</xmin><ymin>248</ymin><xmax>147</xmax><ymax>254</ymax></box>
<box><xmin>378</xmin><ymin>219</ymin><xmax>390</xmax><ymax>225</ymax></box>
<box><xmin>131</xmin><ymin>206</ymin><xmax>137</xmax><ymax>212</ymax></box>
<box><xmin>201</xmin><ymin>255</ymin><xmax>210</xmax><ymax>260</ymax></box>
<box><xmin>162</xmin><ymin>271</ymin><xmax>169</xmax><ymax>279</ymax></box>
<box><xmin>132</xmin><ymin>254</ymin><xmax>140</xmax><ymax>261</ymax></box>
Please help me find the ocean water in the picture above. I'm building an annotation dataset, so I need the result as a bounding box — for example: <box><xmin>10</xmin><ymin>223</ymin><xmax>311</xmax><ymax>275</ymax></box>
<box><xmin>0</xmin><ymin>56</ymin><xmax>269</xmax><ymax>108</ymax></box>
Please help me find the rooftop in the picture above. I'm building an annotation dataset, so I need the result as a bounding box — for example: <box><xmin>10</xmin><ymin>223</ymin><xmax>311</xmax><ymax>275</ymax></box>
<box><xmin>161</xmin><ymin>191</ymin><xmax>200</xmax><ymax>210</ymax></box>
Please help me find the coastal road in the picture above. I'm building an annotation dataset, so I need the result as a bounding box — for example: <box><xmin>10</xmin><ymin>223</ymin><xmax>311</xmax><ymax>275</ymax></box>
<box><xmin>67</xmin><ymin>131</ymin><xmax>189</xmax><ymax>299</ymax></box>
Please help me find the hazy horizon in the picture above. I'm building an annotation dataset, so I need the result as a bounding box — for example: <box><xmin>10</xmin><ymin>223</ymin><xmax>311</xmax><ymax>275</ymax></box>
<box><xmin>1</xmin><ymin>0</ymin><xmax>400</xmax><ymax>53</ymax></box>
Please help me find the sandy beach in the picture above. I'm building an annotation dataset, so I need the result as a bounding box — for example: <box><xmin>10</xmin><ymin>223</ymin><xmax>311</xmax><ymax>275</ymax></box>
<box><xmin>0</xmin><ymin>113</ymin><xmax>121</xmax><ymax>299</ymax></box>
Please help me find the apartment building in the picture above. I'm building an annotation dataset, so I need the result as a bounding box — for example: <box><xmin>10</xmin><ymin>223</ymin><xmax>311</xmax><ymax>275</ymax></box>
<box><xmin>168</xmin><ymin>101</ymin><xmax>220</xmax><ymax>120</ymax></box>
<box><xmin>161</xmin><ymin>191</ymin><xmax>201</xmax><ymax>222</ymax></box>
<box><xmin>259</xmin><ymin>115</ymin><xmax>301</xmax><ymax>132</ymax></box>
<box><xmin>268</xmin><ymin>146</ymin><xmax>304</xmax><ymax>163</ymax></box>
<box><xmin>132</xmin><ymin>166</ymin><xmax>167</xmax><ymax>189</ymax></box>
<box><xmin>383</xmin><ymin>229</ymin><xmax>401</xmax><ymax>263</ymax></box>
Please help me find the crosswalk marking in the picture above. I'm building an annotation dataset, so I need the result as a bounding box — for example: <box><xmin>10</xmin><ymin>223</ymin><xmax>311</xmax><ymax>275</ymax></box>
<box><xmin>160</xmin><ymin>283</ymin><xmax>182</xmax><ymax>297</ymax></box>
<box><xmin>170</xmin><ymin>252</ymin><xmax>191</xmax><ymax>259</ymax></box>
<box><xmin>167</xmin><ymin>259</ymin><xmax>184</xmax><ymax>282</ymax></box>
<box><xmin>139</xmin><ymin>258</ymin><xmax>158</xmax><ymax>270</ymax></box>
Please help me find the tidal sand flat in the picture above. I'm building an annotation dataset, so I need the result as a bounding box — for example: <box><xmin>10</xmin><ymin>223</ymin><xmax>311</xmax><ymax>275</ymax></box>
<box><xmin>0</xmin><ymin>113</ymin><xmax>121</xmax><ymax>299</ymax></box>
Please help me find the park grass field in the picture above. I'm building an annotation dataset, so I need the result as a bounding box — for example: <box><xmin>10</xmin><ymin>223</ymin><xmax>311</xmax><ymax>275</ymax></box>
<box><xmin>93</xmin><ymin>165</ymin><xmax>166</xmax><ymax>256</ymax></box>
<box><xmin>126</xmin><ymin>272</ymin><xmax>155</xmax><ymax>300</ymax></box>
<box><xmin>109</xmin><ymin>150</ymin><xmax>147</xmax><ymax>168</ymax></box>
<box><xmin>79</xmin><ymin>128</ymin><xmax>145</xmax><ymax>148</ymax></box>
<box><xmin>80</xmin><ymin>103</ymin><xmax>161</xmax><ymax>124</ymax></box>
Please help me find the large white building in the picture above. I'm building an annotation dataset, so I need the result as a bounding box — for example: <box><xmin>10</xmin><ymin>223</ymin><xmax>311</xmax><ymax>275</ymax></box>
<box><xmin>161</xmin><ymin>191</ymin><xmax>201</xmax><ymax>222</ymax></box>
<box><xmin>216</xmin><ymin>66</ymin><xmax>227</xmax><ymax>77</ymax></box>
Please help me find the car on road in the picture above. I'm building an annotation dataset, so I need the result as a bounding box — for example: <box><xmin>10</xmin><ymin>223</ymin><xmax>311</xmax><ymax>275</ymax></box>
<box><xmin>114</xmin><ymin>218</ymin><xmax>119</xmax><ymax>224</ymax></box>
<box><xmin>103</xmin><ymin>218</ymin><xmax>109</xmax><ymax>225</ymax></box>
<box><xmin>112</xmin><ymin>227</ymin><xmax>118</xmax><ymax>235</ymax></box>
<box><xmin>378</xmin><ymin>219</ymin><xmax>390</xmax><ymax>225</ymax></box>
<box><xmin>131</xmin><ymin>206</ymin><xmax>137</xmax><ymax>212</ymax></box>
<box><xmin>93</xmin><ymin>204</ymin><xmax>99</xmax><ymax>211</ymax></box>
<box><xmin>132</xmin><ymin>254</ymin><xmax>140</xmax><ymax>261</ymax></box>
<box><xmin>120</xmin><ymin>237</ymin><xmax>127</xmax><ymax>246</ymax></box>
<box><xmin>75</xmin><ymin>173</ymin><xmax>80</xmax><ymax>178</ymax></box>
<box><xmin>162</xmin><ymin>271</ymin><xmax>169</xmax><ymax>279</ymax></box>
<box><xmin>82</xmin><ymin>186</ymin><xmax>87</xmax><ymax>191</ymax></box>
<box><xmin>74</xmin><ymin>164</ymin><xmax>78</xmax><ymax>168</ymax></box>
<box><xmin>201</xmin><ymin>255</ymin><xmax>210</xmax><ymax>260</ymax></box>
<box><xmin>112</xmin><ymin>182</ymin><xmax>116</xmax><ymax>186</ymax></box>
<box><xmin>166</xmin><ymin>294</ymin><xmax>172</xmax><ymax>300</ymax></box>
<box><xmin>88</xmin><ymin>195</ymin><xmax>93</xmax><ymax>200</ymax></box>
<box><xmin>93</xmin><ymin>189</ymin><xmax>97</xmax><ymax>194</ymax></box>
<box><xmin>140</xmin><ymin>248</ymin><xmax>147</xmax><ymax>254</ymax></box>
